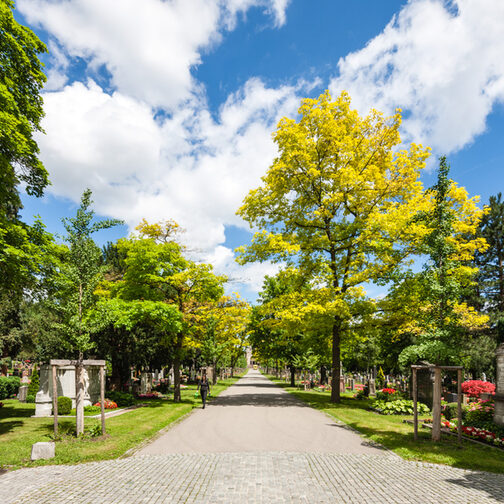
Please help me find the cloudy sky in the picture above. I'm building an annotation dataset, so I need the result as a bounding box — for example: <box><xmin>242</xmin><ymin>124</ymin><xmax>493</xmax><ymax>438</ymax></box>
<box><xmin>16</xmin><ymin>0</ymin><xmax>504</xmax><ymax>302</ymax></box>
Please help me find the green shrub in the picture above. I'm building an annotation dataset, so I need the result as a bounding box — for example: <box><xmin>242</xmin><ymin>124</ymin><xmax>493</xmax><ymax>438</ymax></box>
<box><xmin>106</xmin><ymin>390</ymin><xmax>135</xmax><ymax>407</ymax></box>
<box><xmin>27</xmin><ymin>368</ymin><xmax>39</xmax><ymax>396</ymax></box>
<box><xmin>373</xmin><ymin>399</ymin><xmax>430</xmax><ymax>415</ymax></box>
<box><xmin>57</xmin><ymin>396</ymin><xmax>72</xmax><ymax>415</ymax></box>
<box><xmin>84</xmin><ymin>405</ymin><xmax>102</xmax><ymax>414</ymax></box>
<box><xmin>0</xmin><ymin>376</ymin><xmax>21</xmax><ymax>399</ymax></box>
<box><xmin>465</xmin><ymin>400</ymin><xmax>494</xmax><ymax>428</ymax></box>
<box><xmin>26</xmin><ymin>394</ymin><xmax>35</xmax><ymax>403</ymax></box>
<box><xmin>443</xmin><ymin>402</ymin><xmax>467</xmax><ymax>421</ymax></box>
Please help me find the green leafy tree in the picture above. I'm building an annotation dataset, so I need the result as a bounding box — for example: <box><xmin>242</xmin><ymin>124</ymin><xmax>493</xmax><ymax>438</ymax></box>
<box><xmin>97</xmin><ymin>220</ymin><xmax>225</xmax><ymax>402</ymax></box>
<box><xmin>58</xmin><ymin>189</ymin><xmax>123</xmax><ymax>359</ymax></box>
<box><xmin>395</xmin><ymin>157</ymin><xmax>488</xmax><ymax>366</ymax></box>
<box><xmin>1</xmin><ymin>0</ymin><xmax>48</xmax><ymax>216</ymax></box>
<box><xmin>237</xmin><ymin>91</ymin><xmax>430</xmax><ymax>402</ymax></box>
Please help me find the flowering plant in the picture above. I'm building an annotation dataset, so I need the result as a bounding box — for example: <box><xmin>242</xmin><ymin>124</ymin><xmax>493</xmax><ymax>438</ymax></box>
<box><xmin>381</xmin><ymin>388</ymin><xmax>397</xmax><ymax>395</ymax></box>
<box><xmin>93</xmin><ymin>399</ymin><xmax>118</xmax><ymax>409</ymax></box>
<box><xmin>461</xmin><ymin>380</ymin><xmax>495</xmax><ymax>398</ymax></box>
<box><xmin>442</xmin><ymin>420</ymin><xmax>504</xmax><ymax>447</ymax></box>
<box><xmin>376</xmin><ymin>388</ymin><xmax>399</xmax><ymax>402</ymax></box>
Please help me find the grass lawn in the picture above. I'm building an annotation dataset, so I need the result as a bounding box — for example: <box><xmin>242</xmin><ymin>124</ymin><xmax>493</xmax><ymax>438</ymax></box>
<box><xmin>0</xmin><ymin>375</ymin><xmax>242</xmax><ymax>470</ymax></box>
<box><xmin>269</xmin><ymin>377</ymin><xmax>504</xmax><ymax>474</ymax></box>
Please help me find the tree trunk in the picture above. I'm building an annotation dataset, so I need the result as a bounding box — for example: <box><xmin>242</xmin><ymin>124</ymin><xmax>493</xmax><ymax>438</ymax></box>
<box><xmin>75</xmin><ymin>357</ymin><xmax>85</xmax><ymax>435</ymax></box>
<box><xmin>289</xmin><ymin>364</ymin><xmax>295</xmax><ymax>387</ymax></box>
<box><xmin>330</xmin><ymin>319</ymin><xmax>341</xmax><ymax>403</ymax></box>
<box><xmin>173</xmin><ymin>355</ymin><xmax>181</xmax><ymax>402</ymax></box>
<box><xmin>212</xmin><ymin>360</ymin><xmax>218</xmax><ymax>385</ymax></box>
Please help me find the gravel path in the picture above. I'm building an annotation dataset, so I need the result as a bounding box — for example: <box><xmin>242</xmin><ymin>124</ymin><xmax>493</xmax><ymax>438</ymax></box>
<box><xmin>138</xmin><ymin>369</ymin><xmax>383</xmax><ymax>455</ymax></box>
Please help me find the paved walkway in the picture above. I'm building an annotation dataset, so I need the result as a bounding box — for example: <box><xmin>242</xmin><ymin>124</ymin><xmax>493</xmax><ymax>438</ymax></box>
<box><xmin>1</xmin><ymin>370</ymin><xmax>504</xmax><ymax>503</ymax></box>
<box><xmin>138</xmin><ymin>369</ymin><xmax>382</xmax><ymax>454</ymax></box>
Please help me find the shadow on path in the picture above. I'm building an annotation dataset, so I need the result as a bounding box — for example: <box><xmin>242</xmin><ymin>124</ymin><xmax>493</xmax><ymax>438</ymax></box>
<box><xmin>209</xmin><ymin>392</ymin><xmax>309</xmax><ymax>408</ymax></box>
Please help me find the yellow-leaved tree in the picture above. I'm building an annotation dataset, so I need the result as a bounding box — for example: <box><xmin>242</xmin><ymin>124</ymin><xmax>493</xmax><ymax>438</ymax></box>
<box><xmin>237</xmin><ymin>90</ymin><xmax>430</xmax><ymax>402</ymax></box>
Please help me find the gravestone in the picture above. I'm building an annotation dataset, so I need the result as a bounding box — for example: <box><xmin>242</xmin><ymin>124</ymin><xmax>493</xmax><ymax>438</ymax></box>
<box><xmin>369</xmin><ymin>379</ymin><xmax>376</xmax><ymax>395</ymax></box>
<box><xmin>17</xmin><ymin>385</ymin><xmax>28</xmax><ymax>402</ymax></box>
<box><xmin>415</xmin><ymin>366</ymin><xmax>434</xmax><ymax>409</ymax></box>
<box><xmin>34</xmin><ymin>364</ymin><xmax>100</xmax><ymax>417</ymax></box>
<box><xmin>140</xmin><ymin>372</ymin><xmax>153</xmax><ymax>394</ymax></box>
<box><xmin>494</xmin><ymin>343</ymin><xmax>504</xmax><ymax>426</ymax></box>
<box><xmin>339</xmin><ymin>376</ymin><xmax>345</xmax><ymax>393</ymax></box>
<box><xmin>349</xmin><ymin>378</ymin><xmax>355</xmax><ymax>391</ymax></box>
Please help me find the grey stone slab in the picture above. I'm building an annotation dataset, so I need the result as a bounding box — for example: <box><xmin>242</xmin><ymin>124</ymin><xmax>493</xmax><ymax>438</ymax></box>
<box><xmin>30</xmin><ymin>442</ymin><xmax>55</xmax><ymax>461</ymax></box>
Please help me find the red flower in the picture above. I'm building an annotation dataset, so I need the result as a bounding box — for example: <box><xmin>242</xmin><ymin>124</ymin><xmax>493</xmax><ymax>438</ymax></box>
<box><xmin>461</xmin><ymin>380</ymin><xmax>495</xmax><ymax>397</ymax></box>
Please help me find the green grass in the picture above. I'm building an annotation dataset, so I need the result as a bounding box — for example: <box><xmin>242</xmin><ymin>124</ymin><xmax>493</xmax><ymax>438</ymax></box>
<box><xmin>269</xmin><ymin>377</ymin><xmax>504</xmax><ymax>474</ymax></box>
<box><xmin>0</xmin><ymin>375</ymin><xmax>242</xmax><ymax>470</ymax></box>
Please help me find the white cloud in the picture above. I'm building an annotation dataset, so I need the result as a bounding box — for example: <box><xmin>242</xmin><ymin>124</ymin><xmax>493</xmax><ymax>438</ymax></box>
<box><xmin>36</xmin><ymin>78</ymin><xmax>302</xmax><ymax>299</ymax></box>
<box><xmin>204</xmin><ymin>245</ymin><xmax>280</xmax><ymax>296</ymax></box>
<box><xmin>18</xmin><ymin>0</ymin><xmax>291</xmax><ymax>108</ymax></box>
<box><xmin>329</xmin><ymin>0</ymin><xmax>504</xmax><ymax>154</ymax></box>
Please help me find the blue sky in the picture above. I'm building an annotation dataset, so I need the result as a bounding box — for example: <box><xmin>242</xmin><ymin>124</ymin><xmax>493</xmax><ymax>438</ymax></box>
<box><xmin>14</xmin><ymin>0</ymin><xmax>504</xmax><ymax>302</ymax></box>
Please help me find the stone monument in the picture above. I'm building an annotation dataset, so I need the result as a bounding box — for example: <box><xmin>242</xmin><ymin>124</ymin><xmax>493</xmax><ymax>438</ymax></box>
<box><xmin>494</xmin><ymin>343</ymin><xmax>504</xmax><ymax>426</ymax></box>
<box><xmin>35</xmin><ymin>364</ymin><xmax>101</xmax><ymax>417</ymax></box>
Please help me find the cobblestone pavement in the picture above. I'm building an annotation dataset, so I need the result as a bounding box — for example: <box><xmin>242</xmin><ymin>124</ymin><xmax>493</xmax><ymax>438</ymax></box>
<box><xmin>1</xmin><ymin>452</ymin><xmax>504</xmax><ymax>503</ymax></box>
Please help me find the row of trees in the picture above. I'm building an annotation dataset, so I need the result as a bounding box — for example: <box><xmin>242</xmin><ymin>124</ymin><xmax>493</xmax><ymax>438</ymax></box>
<box><xmin>239</xmin><ymin>91</ymin><xmax>499</xmax><ymax>402</ymax></box>
<box><xmin>0</xmin><ymin>3</ymin><xmax>249</xmax><ymax>402</ymax></box>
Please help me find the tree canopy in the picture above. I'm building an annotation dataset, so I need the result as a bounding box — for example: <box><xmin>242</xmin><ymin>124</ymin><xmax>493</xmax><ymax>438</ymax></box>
<box><xmin>237</xmin><ymin>90</ymin><xmax>430</xmax><ymax>401</ymax></box>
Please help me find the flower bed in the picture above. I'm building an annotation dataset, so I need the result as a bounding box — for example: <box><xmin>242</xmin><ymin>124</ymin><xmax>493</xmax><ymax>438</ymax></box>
<box><xmin>442</xmin><ymin>420</ymin><xmax>504</xmax><ymax>448</ymax></box>
<box><xmin>93</xmin><ymin>399</ymin><xmax>118</xmax><ymax>409</ymax></box>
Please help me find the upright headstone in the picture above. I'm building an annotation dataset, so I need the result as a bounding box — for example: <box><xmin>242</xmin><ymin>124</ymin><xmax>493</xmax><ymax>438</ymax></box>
<box><xmin>369</xmin><ymin>379</ymin><xmax>376</xmax><ymax>395</ymax></box>
<box><xmin>349</xmin><ymin>378</ymin><xmax>355</xmax><ymax>391</ymax></box>
<box><xmin>494</xmin><ymin>343</ymin><xmax>504</xmax><ymax>426</ymax></box>
<box><xmin>415</xmin><ymin>366</ymin><xmax>434</xmax><ymax>409</ymax></box>
<box><xmin>140</xmin><ymin>372</ymin><xmax>153</xmax><ymax>394</ymax></box>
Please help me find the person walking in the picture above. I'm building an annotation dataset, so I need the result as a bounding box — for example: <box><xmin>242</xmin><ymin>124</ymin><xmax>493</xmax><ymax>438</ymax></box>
<box><xmin>197</xmin><ymin>373</ymin><xmax>211</xmax><ymax>409</ymax></box>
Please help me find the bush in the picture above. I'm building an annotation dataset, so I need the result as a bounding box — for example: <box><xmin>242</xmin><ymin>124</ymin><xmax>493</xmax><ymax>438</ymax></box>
<box><xmin>0</xmin><ymin>376</ymin><xmax>21</xmax><ymax>400</ymax></box>
<box><xmin>106</xmin><ymin>390</ymin><xmax>135</xmax><ymax>407</ymax></box>
<box><xmin>57</xmin><ymin>396</ymin><xmax>72</xmax><ymax>415</ymax></box>
<box><xmin>373</xmin><ymin>399</ymin><xmax>430</xmax><ymax>415</ymax></box>
<box><xmin>461</xmin><ymin>380</ymin><xmax>495</xmax><ymax>398</ymax></box>
<box><xmin>465</xmin><ymin>400</ymin><xmax>495</xmax><ymax>428</ymax></box>
<box><xmin>443</xmin><ymin>402</ymin><xmax>467</xmax><ymax>421</ymax></box>
<box><xmin>26</xmin><ymin>394</ymin><xmax>35</xmax><ymax>403</ymax></box>
<box><xmin>27</xmin><ymin>368</ymin><xmax>39</xmax><ymax>396</ymax></box>
<box><xmin>84</xmin><ymin>405</ymin><xmax>102</xmax><ymax>414</ymax></box>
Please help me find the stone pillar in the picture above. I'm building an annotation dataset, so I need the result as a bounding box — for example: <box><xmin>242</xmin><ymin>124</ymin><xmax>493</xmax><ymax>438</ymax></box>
<box><xmin>494</xmin><ymin>343</ymin><xmax>504</xmax><ymax>427</ymax></box>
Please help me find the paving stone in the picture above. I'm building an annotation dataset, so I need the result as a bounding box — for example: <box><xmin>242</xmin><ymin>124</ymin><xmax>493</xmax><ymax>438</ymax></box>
<box><xmin>1</xmin><ymin>452</ymin><xmax>504</xmax><ymax>504</ymax></box>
